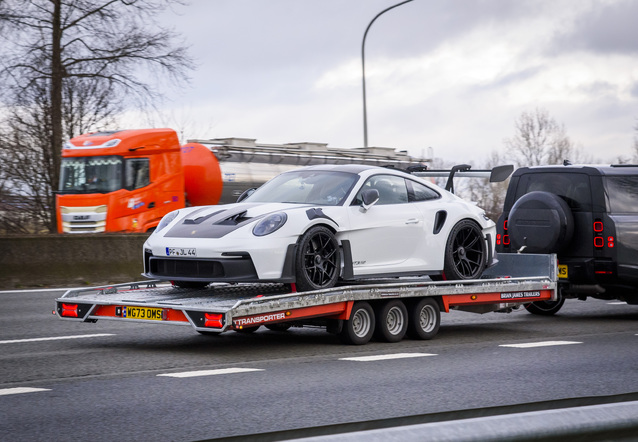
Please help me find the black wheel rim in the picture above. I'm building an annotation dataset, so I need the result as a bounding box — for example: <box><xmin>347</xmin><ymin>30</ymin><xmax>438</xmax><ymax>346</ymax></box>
<box><xmin>452</xmin><ymin>225</ymin><xmax>484</xmax><ymax>278</ymax></box>
<box><xmin>302</xmin><ymin>231</ymin><xmax>338</xmax><ymax>288</ymax></box>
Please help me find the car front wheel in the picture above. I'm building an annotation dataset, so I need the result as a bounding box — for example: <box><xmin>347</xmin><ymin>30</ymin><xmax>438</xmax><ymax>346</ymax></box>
<box><xmin>295</xmin><ymin>226</ymin><xmax>340</xmax><ymax>292</ymax></box>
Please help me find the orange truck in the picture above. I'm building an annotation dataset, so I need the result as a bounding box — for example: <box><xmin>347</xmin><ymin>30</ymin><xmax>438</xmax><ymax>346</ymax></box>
<box><xmin>57</xmin><ymin>128</ymin><xmax>425</xmax><ymax>233</ymax></box>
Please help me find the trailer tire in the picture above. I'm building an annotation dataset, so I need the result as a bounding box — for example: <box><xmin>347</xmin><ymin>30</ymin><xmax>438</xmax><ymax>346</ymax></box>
<box><xmin>295</xmin><ymin>226</ymin><xmax>340</xmax><ymax>292</ymax></box>
<box><xmin>443</xmin><ymin>220</ymin><xmax>486</xmax><ymax>280</ymax></box>
<box><xmin>407</xmin><ymin>298</ymin><xmax>440</xmax><ymax>340</ymax></box>
<box><xmin>235</xmin><ymin>326</ymin><xmax>260</xmax><ymax>333</ymax></box>
<box><xmin>374</xmin><ymin>300</ymin><xmax>408</xmax><ymax>343</ymax></box>
<box><xmin>339</xmin><ymin>302</ymin><xmax>375</xmax><ymax>345</ymax></box>
<box><xmin>265</xmin><ymin>323</ymin><xmax>292</xmax><ymax>332</ymax></box>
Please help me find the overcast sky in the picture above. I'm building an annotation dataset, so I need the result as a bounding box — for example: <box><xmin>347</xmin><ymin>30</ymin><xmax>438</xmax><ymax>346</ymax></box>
<box><xmin>132</xmin><ymin>0</ymin><xmax>638</xmax><ymax>165</ymax></box>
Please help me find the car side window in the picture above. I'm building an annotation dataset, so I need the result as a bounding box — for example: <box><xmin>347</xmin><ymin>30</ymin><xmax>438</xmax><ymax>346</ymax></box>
<box><xmin>407</xmin><ymin>179</ymin><xmax>440</xmax><ymax>202</ymax></box>
<box><xmin>353</xmin><ymin>175</ymin><xmax>408</xmax><ymax>205</ymax></box>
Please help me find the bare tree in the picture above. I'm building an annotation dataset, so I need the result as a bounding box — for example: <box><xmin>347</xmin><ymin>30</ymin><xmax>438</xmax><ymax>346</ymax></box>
<box><xmin>504</xmin><ymin>108</ymin><xmax>576</xmax><ymax>167</ymax></box>
<box><xmin>0</xmin><ymin>0</ymin><xmax>193</xmax><ymax>232</ymax></box>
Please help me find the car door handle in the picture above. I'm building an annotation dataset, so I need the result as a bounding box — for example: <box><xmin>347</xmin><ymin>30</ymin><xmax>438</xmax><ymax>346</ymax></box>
<box><xmin>405</xmin><ymin>218</ymin><xmax>420</xmax><ymax>224</ymax></box>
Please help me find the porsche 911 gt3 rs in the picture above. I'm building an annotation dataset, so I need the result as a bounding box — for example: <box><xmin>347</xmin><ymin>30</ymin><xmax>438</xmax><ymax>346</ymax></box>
<box><xmin>143</xmin><ymin>164</ymin><xmax>497</xmax><ymax>291</ymax></box>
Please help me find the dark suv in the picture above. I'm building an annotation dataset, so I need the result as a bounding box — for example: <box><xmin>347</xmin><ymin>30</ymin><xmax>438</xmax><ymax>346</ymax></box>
<box><xmin>496</xmin><ymin>164</ymin><xmax>638</xmax><ymax>314</ymax></box>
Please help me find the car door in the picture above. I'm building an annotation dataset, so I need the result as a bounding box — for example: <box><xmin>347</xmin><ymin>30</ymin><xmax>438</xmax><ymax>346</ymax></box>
<box><xmin>345</xmin><ymin>174</ymin><xmax>427</xmax><ymax>275</ymax></box>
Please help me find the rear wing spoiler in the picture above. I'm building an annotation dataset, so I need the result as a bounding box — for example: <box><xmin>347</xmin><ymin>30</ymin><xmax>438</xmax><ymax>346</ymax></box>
<box><xmin>408</xmin><ymin>164</ymin><xmax>514</xmax><ymax>194</ymax></box>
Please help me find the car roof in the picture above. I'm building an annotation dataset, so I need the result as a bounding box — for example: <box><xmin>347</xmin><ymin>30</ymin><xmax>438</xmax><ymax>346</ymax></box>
<box><xmin>513</xmin><ymin>164</ymin><xmax>638</xmax><ymax>177</ymax></box>
<box><xmin>292</xmin><ymin>163</ymin><xmax>414</xmax><ymax>176</ymax></box>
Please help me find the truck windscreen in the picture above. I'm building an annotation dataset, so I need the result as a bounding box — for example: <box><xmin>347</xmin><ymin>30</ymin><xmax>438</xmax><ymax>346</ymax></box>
<box><xmin>59</xmin><ymin>156</ymin><xmax>123</xmax><ymax>193</ymax></box>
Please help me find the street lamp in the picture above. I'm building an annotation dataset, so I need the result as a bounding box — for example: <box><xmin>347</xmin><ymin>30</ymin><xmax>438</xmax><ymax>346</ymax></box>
<box><xmin>361</xmin><ymin>0</ymin><xmax>414</xmax><ymax>148</ymax></box>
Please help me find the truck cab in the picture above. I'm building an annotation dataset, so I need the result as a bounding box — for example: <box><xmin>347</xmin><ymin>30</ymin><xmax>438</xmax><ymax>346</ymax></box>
<box><xmin>57</xmin><ymin>129</ymin><xmax>185</xmax><ymax>233</ymax></box>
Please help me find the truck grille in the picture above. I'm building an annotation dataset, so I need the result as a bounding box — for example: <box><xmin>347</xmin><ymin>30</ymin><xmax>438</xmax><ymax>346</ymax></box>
<box><xmin>60</xmin><ymin>205</ymin><xmax>107</xmax><ymax>233</ymax></box>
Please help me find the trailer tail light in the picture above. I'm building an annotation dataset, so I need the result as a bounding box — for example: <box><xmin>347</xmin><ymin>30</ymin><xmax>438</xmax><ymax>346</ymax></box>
<box><xmin>204</xmin><ymin>313</ymin><xmax>224</xmax><ymax>328</ymax></box>
<box><xmin>61</xmin><ymin>303</ymin><xmax>79</xmax><ymax>317</ymax></box>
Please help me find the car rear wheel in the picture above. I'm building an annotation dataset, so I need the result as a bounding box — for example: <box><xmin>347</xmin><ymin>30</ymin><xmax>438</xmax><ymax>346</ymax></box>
<box><xmin>443</xmin><ymin>220</ymin><xmax>486</xmax><ymax>280</ymax></box>
<box><xmin>295</xmin><ymin>226</ymin><xmax>340</xmax><ymax>292</ymax></box>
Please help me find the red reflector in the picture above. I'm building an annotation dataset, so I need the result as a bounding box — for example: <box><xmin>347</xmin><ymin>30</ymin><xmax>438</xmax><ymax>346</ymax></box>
<box><xmin>593</xmin><ymin>221</ymin><xmax>603</xmax><ymax>232</ymax></box>
<box><xmin>61</xmin><ymin>303</ymin><xmax>78</xmax><ymax>317</ymax></box>
<box><xmin>595</xmin><ymin>271</ymin><xmax>613</xmax><ymax>275</ymax></box>
<box><xmin>503</xmin><ymin>235</ymin><xmax>510</xmax><ymax>245</ymax></box>
<box><xmin>496</xmin><ymin>234</ymin><xmax>501</xmax><ymax>245</ymax></box>
<box><xmin>594</xmin><ymin>237</ymin><xmax>604</xmax><ymax>248</ymax></box>
<box><xmin>204</xmin><ymin>313</ymin><xmax>223</xmax><ymax>328</ymax></box>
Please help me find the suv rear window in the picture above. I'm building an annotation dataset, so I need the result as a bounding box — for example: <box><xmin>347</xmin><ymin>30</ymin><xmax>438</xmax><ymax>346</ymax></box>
<box><xmin>605</xmin><ymin>176</ymin><xmax>638</xmax><ymax>213</ymax></box>
<box><xmin>515</xmin><ymin>173</ymin><xmax>592</xmax><ymax>211</ymax></box>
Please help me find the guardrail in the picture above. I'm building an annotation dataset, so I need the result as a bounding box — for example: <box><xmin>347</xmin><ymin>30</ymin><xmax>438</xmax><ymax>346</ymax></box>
<box><xmin>0</xmin><ymin>234</ymin><xmax>149</xmax><ymax>289</ymax></box>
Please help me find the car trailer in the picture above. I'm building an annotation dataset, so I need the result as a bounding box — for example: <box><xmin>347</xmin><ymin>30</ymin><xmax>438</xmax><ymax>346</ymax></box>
<box><xmin>55</xmin><ymin>253</ymin><xmax>556</xmax><ymax>345</ymax></box>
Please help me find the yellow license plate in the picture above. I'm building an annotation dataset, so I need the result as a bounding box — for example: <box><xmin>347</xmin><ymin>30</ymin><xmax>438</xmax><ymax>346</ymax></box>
<box><xmin>558</xmin><ymin>264</ymin><xmax>568</xmax><ymax>279</ymax></box>
<box><xmin>124</xmin><ymin>306</ymin><xmax>163</xmax><ymax>320</ymax></box>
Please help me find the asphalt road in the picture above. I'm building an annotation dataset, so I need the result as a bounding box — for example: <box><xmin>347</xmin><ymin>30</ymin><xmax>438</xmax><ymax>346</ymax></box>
<box><xmin>1</xmin><ymin>288</ymin><xmax>637</xmax><ymax>441</ymax></box>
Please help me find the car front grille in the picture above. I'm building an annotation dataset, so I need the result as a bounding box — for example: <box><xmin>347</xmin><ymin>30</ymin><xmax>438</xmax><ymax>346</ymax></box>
<box><xmin>149</xmin><ymin>258</ymin><xmax>225</xmax><ymax>278</ymax></box>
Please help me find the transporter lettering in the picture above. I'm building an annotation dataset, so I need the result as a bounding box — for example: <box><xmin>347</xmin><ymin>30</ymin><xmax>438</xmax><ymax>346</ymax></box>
<box><xmin>500</xmin><ymin>291</ymin><xmax>542</xmax><ymax>299</ymax></box>
<box><xmin>235</xmin><ymin>312</ymin><xmax>287</xmax><ymax>327</ymax></box>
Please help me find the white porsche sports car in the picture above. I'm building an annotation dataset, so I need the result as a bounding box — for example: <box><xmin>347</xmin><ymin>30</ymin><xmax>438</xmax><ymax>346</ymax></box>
<box><xmin>143</xmin><ymin>164</ymin><xmax>497</xmax><ymax>291</ymax></box>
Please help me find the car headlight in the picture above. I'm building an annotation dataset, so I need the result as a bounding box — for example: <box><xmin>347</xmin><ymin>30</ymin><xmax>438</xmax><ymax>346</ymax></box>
<box><xmin>253</xmin><ymin>213</ymin><xmax>287</xmax><ymax>236</ymax></box>
<box><xmin>155</xmin><ymin>210</ymin><xmax>179</xmax><ymax>234</ymax></box>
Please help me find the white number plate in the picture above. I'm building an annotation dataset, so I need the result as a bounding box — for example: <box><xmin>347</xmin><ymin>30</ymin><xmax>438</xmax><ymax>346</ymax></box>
<box><xmin>166</xmin><ymin>247</ymin><xmax>197</xmax><ymax>257</ymax></box>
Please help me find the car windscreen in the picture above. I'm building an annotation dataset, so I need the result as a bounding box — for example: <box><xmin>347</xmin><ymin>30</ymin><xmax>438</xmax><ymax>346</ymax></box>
<box><xmin>246</xmin><ymin>170</ymin><xmax>358</xmax><ymax>205</ymax></box>
<box><xmin>605</xmin><ymin>176</ymin><xmax>638</xmax><ymax>213</ymax></box>
<box><xmin>59</xmin><ymin>156</ymin><xmax>123</xmax><ymax>193</ymax></box>
<box><xmin>515</xmin><ymin>172</ymin><xmax>592</xmax><ymax>211</ymax></box>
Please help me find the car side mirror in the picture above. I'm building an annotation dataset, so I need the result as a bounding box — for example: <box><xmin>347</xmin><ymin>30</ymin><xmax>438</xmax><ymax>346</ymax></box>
<box><xmin>236</xmin><ymin>188</ymin><xmax>256</xmax><ymax>203</ymax></box>
<box><xmin>360</xmin><ymin>188</ymin><xmax>379</xmax><ymax>212</ymax></box>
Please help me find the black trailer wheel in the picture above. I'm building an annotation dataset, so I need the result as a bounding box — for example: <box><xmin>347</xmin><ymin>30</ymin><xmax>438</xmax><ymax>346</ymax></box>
<box><xmin>235</xmin><ymin>326</ymin><xmax>260</xmax><ymax>333</ymax></box>
<box><xmin>339</xmin><ymin>301</ymin><xmax>375</xmax><ymax>345</ymax></box>
<box><xmin>295</xmin><ymin>226</ymin><xmax>340</xmax><ymax>292</ymax></box>
<box><xmin>443</xmin><ymin>220</ymin><xmax>486</xmax><ymax>280</ymax></box>
<box><xmin>407</xmin><ymin>298</ymin><xmax>440</xmax><ymax>340</ymax></box>
<box><xmin>525</xmin><ymin>291</ymin><xmax>565</xmax><ymax>316</ymax></box>
<box><xmin>374</xmin><ymin>300</ymin><xmax>408</xmax><ymax>343</ymax></box>
<box><xmin>265</xmin><ymin>323</ymin><xmax>292</xmax><ymax>332</ymax></box>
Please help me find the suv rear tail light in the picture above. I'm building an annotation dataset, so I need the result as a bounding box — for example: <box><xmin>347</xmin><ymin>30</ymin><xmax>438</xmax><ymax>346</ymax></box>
<box><xmin>593</xmin><ymin>221</ymin><xmax>603</xmax><ymax>232</ymax></box>
<box><xmin>594</xmin><ymin>237</ymin><xmax>604</xmax><ymax>248</ymax></box>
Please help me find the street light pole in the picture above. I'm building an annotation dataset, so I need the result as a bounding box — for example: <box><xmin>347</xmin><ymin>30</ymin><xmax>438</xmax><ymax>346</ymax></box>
<box><xmin>361</xmin><ymin>0</ymin><xmax>413</xmax><ymax>148</ymax></box>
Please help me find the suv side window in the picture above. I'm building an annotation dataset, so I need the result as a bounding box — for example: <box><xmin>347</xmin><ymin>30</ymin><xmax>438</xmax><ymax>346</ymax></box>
<box><xmin>515</xmin><ymin>173</ymin><xmax>592</xmax><ymax>211</ymax></box>
<box><xmin>605</xmin><ymin>176</ymin><xmax>638</xmax><ymax>213</ymax></box>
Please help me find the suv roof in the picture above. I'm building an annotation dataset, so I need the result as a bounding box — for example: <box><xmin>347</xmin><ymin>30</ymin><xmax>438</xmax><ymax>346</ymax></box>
<box><xmin>513</xmin><ymin>164</ymin><xmax>638</xmax><ymax>176</ymax></box>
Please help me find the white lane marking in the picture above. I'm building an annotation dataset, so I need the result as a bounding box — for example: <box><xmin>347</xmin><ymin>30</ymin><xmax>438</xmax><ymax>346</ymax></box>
<box><xmin>339</xmin><ymin>353</ymin><xmax>437</xmax><ymax>362</ymax></box>
<box><xmin>0</xmin><ymin>333</ymin><xmax>115</xmax><ymax>345</ymax></box>
<box><xmin>0</xmin><ymin>387</ymin><xmax>51</xmax><ymax>396</ymax></box>
<box><xmin>608</xmin><ymin>302</ymin><xmax>627</xmax><ymax>305</ymax></box>
<box><xmin>500</xmin><ymin>341</ymin><xmax>582</xmax><ymax>348</ymax></box>
<box><xmin>157</xmin><ymin>368</ymin><xmax>264</xmax><ymax>378</ymax></box>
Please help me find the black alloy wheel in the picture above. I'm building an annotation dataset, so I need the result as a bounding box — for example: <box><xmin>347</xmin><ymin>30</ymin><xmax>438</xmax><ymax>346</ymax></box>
<box><xmin>295</xmin><ymin>226</ymin><xmax>340</xmax><ymax>292</ymax></box>
<box><xmin>443</xmin><ymin>220</ymin><xmax>486</xmax><ymax>280</ymax></box>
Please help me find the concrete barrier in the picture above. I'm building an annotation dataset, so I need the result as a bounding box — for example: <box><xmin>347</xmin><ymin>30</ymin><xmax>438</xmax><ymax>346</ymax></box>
<box><xmin>0</xmin><ymin>234</ymin><xmax>150</xmax><ymax>289</ymax></box>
